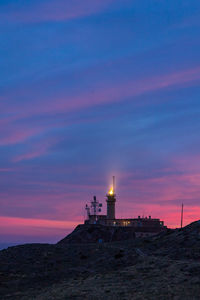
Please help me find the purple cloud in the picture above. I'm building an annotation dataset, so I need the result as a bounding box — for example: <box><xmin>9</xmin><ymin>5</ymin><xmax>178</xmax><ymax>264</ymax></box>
<box><xmin>0</xmin><ymin>0</ymin><xmax>115</xmax><ymax>23</ymax></box>
<box><xmin>1</xmin><ymin>65</ymin><xmax>200</xmax><ymax>151</ymax></box>
<box><xmin>3</xmin><ymin>66</ymin><xmax>200</xmax><ymax>118</ymax></box>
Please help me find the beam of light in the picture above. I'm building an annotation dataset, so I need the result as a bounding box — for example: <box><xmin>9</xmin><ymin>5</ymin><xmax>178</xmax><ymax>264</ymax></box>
<box><xmin>108</xmin><ymin>188</ymin><xmax>113</xmax><ymax>195</ymax></box>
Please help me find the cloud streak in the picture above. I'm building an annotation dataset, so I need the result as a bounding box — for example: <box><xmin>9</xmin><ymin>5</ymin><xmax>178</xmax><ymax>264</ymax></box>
<box><xmin>13</xmin><ymin>145</ymin><xmax>49</xmax><ymax>162</ymax></box>
<box><xmin>0</xmin><ymin>216</ymin><xmax>80</xmax><ymax>242</ymax></box>
<box><xmin>0</xmin><ymin>216</ymin><xmax>78</xmax><ymax>229</ymax></box>
<box><xmin>0</xmin><ymin>127</ymin><xmax>41</xmax><ymax>146</ymax></box>
<box><xmin>13</xmin><ymin>138</ymin><xmax>58</xmax><ymax>162</ymax></box>
<box><xmin>0</xmin><ymin>0</ymin><xmax>115</xmax><ymax>23</ymax></box>
<box><xmin>1</xmin><ymin>65</ymin><xmax>200</xmax><ymax>149</ymax></box>
<box><xmin>2</xmin><ymin>66</ymin><xmax>200</xmax><ymax>119</ymax></box>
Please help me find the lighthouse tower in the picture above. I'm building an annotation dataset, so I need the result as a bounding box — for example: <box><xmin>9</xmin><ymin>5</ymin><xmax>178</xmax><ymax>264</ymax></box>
<box><xmin>106</xmin><ymin>176</ymin><xmax>116</xmax><ymax>220</ymax></box>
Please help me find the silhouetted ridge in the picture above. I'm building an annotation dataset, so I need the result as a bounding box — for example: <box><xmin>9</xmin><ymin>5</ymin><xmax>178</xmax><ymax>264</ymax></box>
<box><xmin>57</xmin><ymin>224</ymin><xmax>136</xmax><ymax>244</ymax></box>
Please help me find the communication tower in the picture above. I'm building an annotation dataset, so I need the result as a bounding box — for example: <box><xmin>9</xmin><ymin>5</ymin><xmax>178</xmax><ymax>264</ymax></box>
<box><xmin>85</xmin><ymin>196</ymin><xmax>102</xmax><ymax>223</ymax></box>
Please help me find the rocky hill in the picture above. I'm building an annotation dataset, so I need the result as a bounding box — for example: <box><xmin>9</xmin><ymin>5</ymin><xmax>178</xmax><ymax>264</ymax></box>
<box><xmin>58</xmin><ymin>224</ymin><xmax>136</xmax><ymax>244</ymax></box>
<box><xmin>0</xmin><ymin>221</ymin><xmax>200</xmax><ymax>299</ymax></box>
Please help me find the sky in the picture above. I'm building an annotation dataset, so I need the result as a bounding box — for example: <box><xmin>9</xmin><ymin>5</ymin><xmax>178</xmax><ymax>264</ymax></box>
<box><xmin>1</xmin><ymin>0</ymin><xmax>200</xmax><ymax>247</ymax></box>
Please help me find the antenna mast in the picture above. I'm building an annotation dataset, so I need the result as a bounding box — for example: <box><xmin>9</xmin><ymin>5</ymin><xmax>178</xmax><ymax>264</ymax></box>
<box><xmin>181</xmin><ymin>203</ymin><xmax>184</xmax><ymax>229</ymax></box>
<box><xmin>113</xmin><ymin>176</ymin><xmax>115</xmax><ymax>194</ymax></box>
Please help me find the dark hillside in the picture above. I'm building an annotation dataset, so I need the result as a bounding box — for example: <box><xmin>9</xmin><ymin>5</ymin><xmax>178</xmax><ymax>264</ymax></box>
<box><xmin>0</xmin><ymin>221</ymin><xmax>200</xmax><ymax>299</ymax></box>
<box><xmin>58</xmin><ymin>224</ymin><xmax>136</xmax><ymax>244</ymax></box>
<box><xmin>149</xmin><ymin>220</ymin><xmax>200</xmax><ymax>259</ymax></box>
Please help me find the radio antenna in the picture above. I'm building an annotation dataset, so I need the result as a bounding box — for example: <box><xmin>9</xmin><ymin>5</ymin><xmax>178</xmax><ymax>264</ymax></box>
<box><xmin>113</xmin><ymin>176</ymin><xmax>115</xmax><ymax>194</ymax></box>
<box><xmin>181</xmin><ymin>203</ymin><xmax>184</xmax><ymax>229</ymax></box>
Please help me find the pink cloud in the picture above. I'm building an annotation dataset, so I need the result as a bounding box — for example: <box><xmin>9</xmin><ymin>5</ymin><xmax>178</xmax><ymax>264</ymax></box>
<box><xmin>77</xmin><ymin>66</ymin><xmax>200</xmax><ymax>109</ymax></box>
<box><xmin>0</xmin><ymin>23</ymin><xmax>198</xmax><ymax>165</ymax></box>
<box><xmin>123</xmin><ymin>172</ymin><xmax>200</xmax><ymax>204</ymax></box>
<box><xmin>14</xmin><ymin>144</ymin><xmax>48</xmax><ymax>162</ymax></box>
<box><xmin>0</xmin><ymin>205</ymin><xmax>199</xmax><ymax>240</ymax></box>
<box><xmin>0</xmin><ymin>216</ymin><xmax>78</xmax><ymax>229</ymax></box>
<box><xmin>7</xmin><ymin>66</ymin><xmax>200</xmax><ymax>118</ymax></box>
<box><xmin>14</xmin><ymin>148</ymin><xmax>47</xmax><ymax>162</ymax></box>
<box><xmin>114</xmin><ymin>164</ymin><xmax>200</xmax><ymax>228</ymax></box>
<box><xmin>0</xmin><ymin>168</ymin><xmax>199</xmax><ymax>235</ymax></box>
<box><xmin>13</xmin><ymin>136</ymin><xmax>61</xmax><ymax>162</ymax></box>
<box><xmin>115</xmin><ymin>196</ymin><xmax>200</xmax><ymax>229</ymax></box>
<box><xmin>1</xmin><ymin>0</ymin><xmax>114</xmax><ymax>23</ymax></box>
<box><xmin>1</xmin><ymin>66</ymin><xmax>200</xmax><ymax>141</ymax></box>
<box><xmin>0</xmin><ymin>216</ymin><xmax>79</xmax><ymax>238</ymax></box>
<box><xmin>0</xmin><ymin>168</ymin><xmax>14</xmax><ymax>172</ymax></box>
<box><xmin>128</xmin><ymin>204</ymin><xmax>200</xmax><ymax>229</ymax></box>
<box><xmin>0</xmin><ymin>127</ymin><xmax>40</xmax><ymax>146</ymax></box>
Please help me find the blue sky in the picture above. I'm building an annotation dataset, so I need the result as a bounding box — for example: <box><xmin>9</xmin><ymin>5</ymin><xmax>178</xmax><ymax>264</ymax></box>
<box><xmin>1</xmin><ymin>0</ymin><xmax>200</xmax><ymax>245</ymax></box>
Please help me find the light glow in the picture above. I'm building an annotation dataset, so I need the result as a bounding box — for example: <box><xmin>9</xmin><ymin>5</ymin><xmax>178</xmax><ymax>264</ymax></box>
<box><xmin>109</xmin><ymin>188</ymin><xmax>113</xmax><ymax>195</ymax></box>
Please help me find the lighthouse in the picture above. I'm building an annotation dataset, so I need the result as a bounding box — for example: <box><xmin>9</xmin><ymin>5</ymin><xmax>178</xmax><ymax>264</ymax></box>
<box><xmin>106</xmin><ymin>176</ymin><xmax>116</xmax><ymax>220</ymax></box>
<box><xmin>84</xmin><ymin>176</ymin><xmax>167</xmax><ymax>236</ymax></box>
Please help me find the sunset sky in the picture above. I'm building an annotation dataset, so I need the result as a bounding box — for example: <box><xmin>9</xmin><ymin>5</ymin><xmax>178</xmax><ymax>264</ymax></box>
<box><xmin>1</xmin><ymin>0</ymin><xmax>200</xmax><ymax>247</ymax></box>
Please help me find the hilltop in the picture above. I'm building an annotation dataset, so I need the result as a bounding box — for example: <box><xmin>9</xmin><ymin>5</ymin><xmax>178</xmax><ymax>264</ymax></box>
<box><xmin>58</xmin><ymin>224</ymin><xmax>136</xmax><ymax>244</ymax></box>
<box><xmin>0</xmin><ymin>221</ymin><xmax>200</xmax><ymax>299</ymax></box>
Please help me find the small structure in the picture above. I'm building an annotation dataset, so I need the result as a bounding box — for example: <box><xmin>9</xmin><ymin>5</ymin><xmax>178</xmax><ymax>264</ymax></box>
<box><xmin>84</xmin><ymin>176</ymin><xmax>166</xmax><ymax>237</ymax></box>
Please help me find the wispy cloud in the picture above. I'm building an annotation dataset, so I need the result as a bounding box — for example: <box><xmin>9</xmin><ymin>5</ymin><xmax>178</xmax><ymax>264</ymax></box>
<box><xmin>0</xmin><ymin>216</ymin><xmax>78</xmax><ymax>229</ymax></box>
<box><xmin>3</xmin><ymin>66</ymin><xmax>200</xmax><ymax>120</ymax></box>
<box><xmin>0</xmin><ymin>168</ymin><xmax>14</xmax><ymax>172</ymax></box>
<box><xmin>1</xmin><ymin>65</ymin><xmax>200</xmax><ymax>149</ymax></box>
<box><xmin>0</xmin><ymin>127</ymin><xmax>40</xmax><ymax>146</ymax></box>
<box><xmin>13</xmin><ymin>138</ymin><xmax>59</xmax><ymax>162</ymax></box>
<box><xmin>0</xmin><ymin>0</ymin><xmax>115</xmax><ymax>23</ymax></box>
<box><xmin>0</xmin><ymin>216</ymin><xmax>79</xmax><ymax>240</ymax></box>
<box><xmin>13</xmin><ymin>146</ymin><xmax>48</xmax><ymax>162</ymax></box>
<box><xmin>20</xmin><ymin>66</ymin><xmax>200</xmax><ymax>116</ymax></box>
